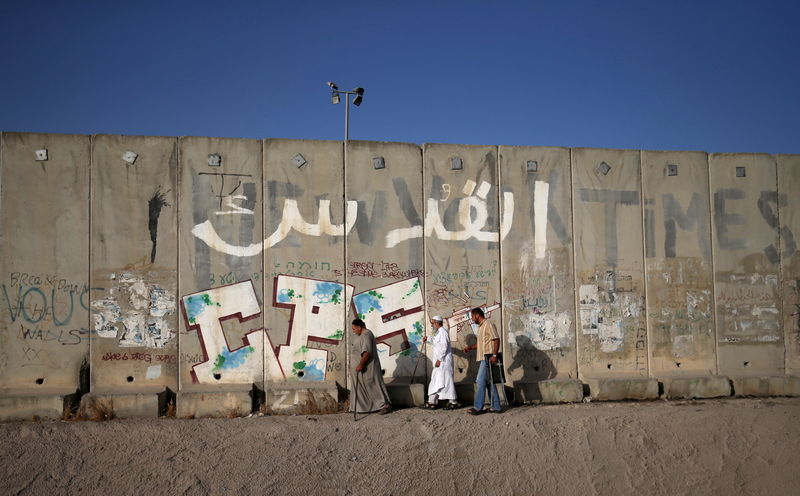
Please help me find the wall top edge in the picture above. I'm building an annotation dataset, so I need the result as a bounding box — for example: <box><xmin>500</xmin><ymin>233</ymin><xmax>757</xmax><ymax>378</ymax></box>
<box><xmin>1</xmin><ymin>132</ymin><xmax>797</xmax><ymax>157</ymax></box>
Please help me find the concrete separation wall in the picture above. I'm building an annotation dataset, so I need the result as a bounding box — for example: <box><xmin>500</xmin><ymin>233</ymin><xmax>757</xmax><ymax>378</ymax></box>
<box><xmin>1</xmin><ymin>133</ymin><xmax>90</xmax><ymax>396</ymax></box>
<box><xmin>1</xmin><ymin>131</ymin><xmax>799</xmax><ymax>418</ymax></box>
<box><xmin>499</xmin><ymin>146</ymin><xmax>577</xmax><ymax>399</ymax></box>
<box><xmin>641</xmin><ymin>150</ymin><xmax>715</xmax><ymax>376</ymax></box>
<box><xmin>710</xmin><ymin>153</ymin><xmax>783</xmax><ymax>376</ymax></box>
<box><xmin>90</xmin><ymin>135</ymin><xmax>178</xmax><ymax>393</ymax></box>
<box><xmin>572</xmin><ymin>148</ymin><xmax>647</xmax><ymax>377</ymax></box>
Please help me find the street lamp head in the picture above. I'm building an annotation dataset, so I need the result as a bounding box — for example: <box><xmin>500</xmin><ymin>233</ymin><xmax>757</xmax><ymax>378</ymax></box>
<box><xmin>331</xmin><ymin>92</ymin><xmax>340</xmax><ymax>104</ymax></box>
<box><xmin>327</xmin><ymin>81</ymin><xmax>338</xmax><ymax>90</ymax></box>
<box><xmin>352</xmin><ymin>88</ymin><xmax>364</xmax><ymax>107</ymax></box>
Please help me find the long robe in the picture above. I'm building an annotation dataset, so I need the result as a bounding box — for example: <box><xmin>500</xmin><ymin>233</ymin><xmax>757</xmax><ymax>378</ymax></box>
<box><xmin>427</xmin><ymin>326</ymin><xmax>457</xmax><ymax>400</ymax></box>
<box><xmin>351</xmin><ymin>329</ymin><xmax>391</xmax><ymax>413</ymax></box>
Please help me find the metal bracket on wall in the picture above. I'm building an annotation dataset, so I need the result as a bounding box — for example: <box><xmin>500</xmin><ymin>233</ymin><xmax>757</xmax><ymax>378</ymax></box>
<box><xmin>292</xmin><ymin>153</ymin><xmax>307</xmax><ymax>168</ymax></box>
<box><xmin>207</xmin><ymin>153</ymin><xmax>222</xmax><ymax>167</ymax></box>
<box><xmin>122</xmin><ymin>150</ymin><xmax>138</xmax><ymax>165</ymax></box>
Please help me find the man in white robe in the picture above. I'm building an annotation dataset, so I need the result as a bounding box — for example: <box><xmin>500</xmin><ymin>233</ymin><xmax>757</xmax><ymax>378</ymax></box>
<box><xmin>423</xmin><ymin>316</ymin><xmax>458</xmax><ymax>409</ymax></box>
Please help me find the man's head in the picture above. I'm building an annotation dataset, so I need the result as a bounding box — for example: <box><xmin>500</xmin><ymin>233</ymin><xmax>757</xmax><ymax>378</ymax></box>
<box><xmin>470</xmin><ymin>307</ymin><xmax>485</xmax><ymax>324</ymax></box>
<box><xmin>430</xmin><ymin>316</ymin><xmax>444</xmax><ymax>329</ymax></box>
<box><xmin>351</xmin><ymin>318</ymin><xmax>366</xmax><ymax>335</ymax></box>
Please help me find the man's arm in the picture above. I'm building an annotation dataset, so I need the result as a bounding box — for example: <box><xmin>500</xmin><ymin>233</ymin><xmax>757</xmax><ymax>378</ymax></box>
<box><xmin>356</xmin><ymin>351</ymin><xmax>370</xmax><ymax>372</ymax></box>
<box><xmin>489</xmin><ymin>338</ymin><xmax>500</xmax><ymax>363</ymax></box>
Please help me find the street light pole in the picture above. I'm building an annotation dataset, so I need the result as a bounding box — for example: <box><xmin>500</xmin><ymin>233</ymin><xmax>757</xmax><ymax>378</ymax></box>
<box><xmin>327</xmin><ymin>82</ymin><xmax>364</xmax><ymax>397</ymax></box>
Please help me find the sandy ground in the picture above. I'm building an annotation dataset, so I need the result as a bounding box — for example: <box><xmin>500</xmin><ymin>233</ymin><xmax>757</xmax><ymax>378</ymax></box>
<box><xmin>1</xmin><ymin>397</ymin><xmax>798</xmax><ymax>496</ymax></box>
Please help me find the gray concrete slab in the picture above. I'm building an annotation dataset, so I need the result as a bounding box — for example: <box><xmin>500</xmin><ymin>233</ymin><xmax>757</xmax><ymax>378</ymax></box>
<box><xmin>571</xmin><ymin>149</ymin><xmax>647</xmax><ymax>377</ymax></box>
<box><xmin>709</xmin><ymin>154</ymin><xmax>783</xmax><ymax>375</ymax></box>
<box><xmin>176</xmin><ymin>385</ymin><xmax>254</xmax><ymax>418</ymax></box>
<box><xmin>661</xmin><ymin>376</ymin><xmax>731</xmax><ymax>399</ymax></box>
<box><xmin>0</xmin><ymin>393</ymin><xmax>69</xmax><ymax>421</ymax></box>
<box><xmin>513</xmin><ymin>379</ymin><xmax>584</xmax><ymax>404</ymax></box>
<box><xmin>730</xmin><ymin>375</ymin><xmax>800</xmax><ymax>397</ymax></box>
<box><xmin>345</xmin><ymin>141</ymin><xmax>426</xmax><ymax>386</ymax></box>
<box><xmin>422</xmin><ymin>143</ymin><xmax>502</xmax><ymax>386</ymax></box>
<box><xmin>777</xmin><ymin>155</ymin><xmax>800</xmax><ymax>374</ymax></box>
<box><xmin>499</xmin><ymin>146</ymin><xmax>577</xmax><ymax>385</ymax></box>
<box><xmin>585</xmin><ymin>377</ymin><xmax>659</xmax><ymax>401</ymax></box>
<box><xmin>262</xmin><ymin>139</ymin><xmax>349</xmax><ymax>390</ymax></box>
<box><xmin>385</xmin><ymin>382</ymin><xmax>425</xmax><ymax>407</ymax></box>
<box><xmin>178</xmin><ymin>137</ymin><xmax>264</xmax><ymax>388</ymax></box>
<box><xmin>79</xmin><ymin>390</ymin><xmax>163</xmax><ymax>418</ymax></box>
<box><xmin>641</xmin><ymin>151</ymin><xmax>716</xmax><ymax>375</ymax></box>
<box><xmin>265</xmin><ymin>380</ymin><xmax>339</xmax><ymax>412</ymax></box>
<box><xmin>90</xmin><ymin>135</ymin><xmax>178</xmax><ymax>392</ymax></box>
<box><xmin>0</xmin><ymin>133</ymin><xmax>90</xmax><ymax>394</ymax></box>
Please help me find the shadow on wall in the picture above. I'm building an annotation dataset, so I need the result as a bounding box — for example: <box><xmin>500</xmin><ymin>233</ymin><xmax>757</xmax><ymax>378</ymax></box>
<box><xmin>452</xmin><ymin>334</ymin><xmax>479</xmax><ymax>382</ymax></box>
<box><xmin>507</xmin><ymin>335</ymin><xmax>556</xmax><ymax>382</ymax></box>
<box><xmin>391</xmin><ymin>341</ymin><xmax>432</xmax><ymax>383</ymax></box>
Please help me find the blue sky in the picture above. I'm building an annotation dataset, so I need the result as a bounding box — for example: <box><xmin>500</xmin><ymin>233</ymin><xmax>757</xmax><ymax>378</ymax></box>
<box><xmin>1</xmin><ymin>1</ymin><xmax>798</xmax><ymax>153</ymax></box>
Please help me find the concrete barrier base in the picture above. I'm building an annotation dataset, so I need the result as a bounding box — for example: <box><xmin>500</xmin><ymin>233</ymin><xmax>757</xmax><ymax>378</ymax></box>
<box><xmin>661</xmin><ymin>376</ymin><xmax>732</xmax><ymax>399</ymax></box>
<box><xmin>176</xmin><ymin>384</ymin><xmax>254</xmax><ymax>418</ymax></box>
<box><xmin>730</xmin><ymin>376</ymin><xmax>800</xmax><ymax>397</ymax></box>
<box><xmin>513</xmin><ymin>380</ymin><xmax>584</xmax><ymax>404</ymax></box>
<box><xmin>385</xmin><ymin>382</ymin><xmax>424</xmax><ymax>407</ymax></box>
<box><xmin>80</xmin><ymin>388</ymin><xmax>168</xmax><ymax>419</ymax></box>
<box><xmin>0</xmin><ymin>391</ymin><xmax>73</xmax><ymax>421</ymax></box>
<box><xmin>266</xmin><ymin>381</ymin><xmax>339</xmax><ymax>413</ymax></box>
<box><xmin>585</xmin><ymin>377</ymin><xmax>659</xmax><ymax>401</ymax></box>
<box><xmin>455</xmin><ymin>383</ymin><xmax>475</xmax><ymax>405</ymax></box>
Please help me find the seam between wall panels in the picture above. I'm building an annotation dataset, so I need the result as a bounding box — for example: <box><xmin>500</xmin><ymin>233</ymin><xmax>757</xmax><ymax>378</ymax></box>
<box><xmin>260</xmin><ymin>140</ymin><xmax>265</xmax><ymax>392</ymax></box>
<box><xmin>495</xmin><ymin>145</ymin><xmax>505</xmax><ymax>388</ymax></box>
<box><xmin>495</xmin><ymin>147</ymin><xmax>503</xmax><ymax>373</ymax></box>
<box><xmin>773</xmin><ymin>155</ymin><xmax>785</xmax><ymax>374</ymax></box>
<box><xmin>708</xmin><ymin>154</ymin><xmax>720</xmax><ymax>376</ymax></box>
<box><xmin>421</xmin><ymin>146</ymin><xmax>428</xmax><ymax>387</ymax></box>
<box><xmin>176</xmin><ymin>137</ymin><xmax>182</xmax><ymax>391</ymax></box>
<box><xmin>88</xmin><ymin>135</ymin><xmax>93</xmax><ymax>393</ymax></box>
<box><xmin>639</xmin><ymin>150</ymin><xmax>651</xmax><ymax>378</ymax></box>
<box><xmin>569</xmin><ymin>148</ymin><xmax>581</xmax><ymax>381</ymax></box>
<box><xmin>342</xmin><ymin>140</ymin><xmax>349</xmax><ymax>391</ymax></box>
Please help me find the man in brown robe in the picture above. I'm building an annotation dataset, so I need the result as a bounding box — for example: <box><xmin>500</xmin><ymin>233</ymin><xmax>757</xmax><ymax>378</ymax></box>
<box><xmin>350</xmin><ymin>319</ymin><xmax>392</xmax><ymax>415</ymax></box>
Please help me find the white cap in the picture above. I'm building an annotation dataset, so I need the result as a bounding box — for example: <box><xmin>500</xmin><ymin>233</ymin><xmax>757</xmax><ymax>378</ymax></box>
<box><xmin>431</xmin><ymin>315</ymin><xmax>444</xmax><ymax>322</ymax></box>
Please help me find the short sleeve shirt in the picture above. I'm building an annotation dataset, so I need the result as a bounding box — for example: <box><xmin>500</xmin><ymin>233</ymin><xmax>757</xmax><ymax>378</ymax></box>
<box><xmin>476</xmin><ymin>319</ymin><xmax>499</xmax><ymax>361</ymax></box>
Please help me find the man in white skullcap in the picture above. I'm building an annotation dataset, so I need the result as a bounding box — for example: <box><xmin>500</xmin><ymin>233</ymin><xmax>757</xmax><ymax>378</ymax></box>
<box><xmin>423</xmin><ymin>316</ymin><xmax>458</xmax><ymax>409</ymax></box>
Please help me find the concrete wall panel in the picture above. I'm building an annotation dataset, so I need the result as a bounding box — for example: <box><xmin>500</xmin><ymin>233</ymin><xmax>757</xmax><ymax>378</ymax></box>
<box><xmin>709</xmin><ymin>153</ymin><xmax>782</xmax><ymax>375</ymax></box>
<box><xmin>178</xmin><ymin>137</ymin><xmax>263</xmax><ymax>387</ymax></box>
<box><xmin>777</xmin><ymin>154</ymin><xmax>800</xmax><ymax>374</ymax></box>
<box><xmin>262</xmin><ymin>139</ymin><xmax>348</xmax><ymax>386</ymax></box>
<box><xmin>423</xmin><ymin>143</ymin><xmax>502</xmax><ymax>384</ymax></box>
<box><xmin>499</xmin><ymin>146</ymin><xmax>577</xmax><ymax>382</ymax></box>
<box><xmin>571</xmin><ymin>148</ymin><xmax>646</xmax><ymax>377</ymax></box>
<box><xmin>90</xmin><ymin>135</ymin><xmax>178</xmax><ymax>391</ymax></box>
<box><xmin>0</xmin><ymin>133</ymin><xmax>90</xmax><ymax>393</ymax></box>
<box><xmin>642</xmin><ymin>151</ymin><xmax>715</xmax><ymax>375</ymax></box>
<box><xmin>346</xmin><ymin>141</ymin><xmax>425</xmax><ymax>383</ymax></box>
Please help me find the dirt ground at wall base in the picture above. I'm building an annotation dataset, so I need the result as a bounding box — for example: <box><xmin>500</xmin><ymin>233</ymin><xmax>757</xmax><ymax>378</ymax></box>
<box><xmin>1</xmin><ymin>397</ymin><xmax>798</xmax><ymax>496</ymax></box>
